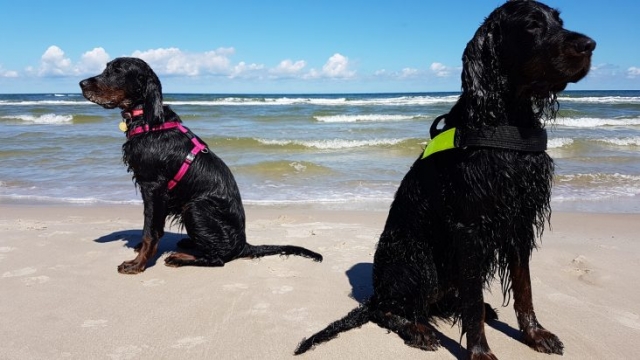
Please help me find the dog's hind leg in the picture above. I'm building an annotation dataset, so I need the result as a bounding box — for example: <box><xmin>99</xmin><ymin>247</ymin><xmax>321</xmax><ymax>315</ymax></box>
<box><xmin>370</xmin><ymin>309</ymin><xmax>440</xmax><ymax>351</ymax></box>
<box><xmin>165</xmin><ymin>252</ymin><xmax>225</xmax><ymax>267</ymax></box>
<box><xmin>510</xmin><ymin>258</ymin><xmax>564</xmax><ymax>354</ymax></box>
<box><xmin>171</xmin><ymin>198</ymin><xmax>247</xmax><ymax>267</ymax></box>
<box><xmin>176</xmin><ymin>237</ymin><xmax>197</xmax><ymax>249</ymax></box>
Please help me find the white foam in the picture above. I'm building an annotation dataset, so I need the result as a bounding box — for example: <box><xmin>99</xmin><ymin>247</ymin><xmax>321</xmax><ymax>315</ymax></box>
<box><xmin>553</xmin><ymin>173</ymin><xmax>640</xmax><ymax>202</ymax></box>
<box><xmin>166</xmin><ymin>95</ymin><xmax>458</xmax><ymax>107</ymax></box>
<box><xmin>547</xmin><ymin>137</ymin><xmax>574</xmax><ymax>149</ymax></box>
<box><xmin>595</xmin><ymin>137</ymin><xmax>640</xmax><ymax>146</ymax></box>
<box><xmin>0</xmin><ymin>100</ymin><xmax>89</xmax><ymax>106</ymax></box>
<box><xmin>2</xmin><ymin>114</ymin><xmax>73</xmax><ymax>124</ymax></box>
<box><xmin>0</xmin><ymin>194</ymin><xmax>141</xmax><ymax>205</ymax></box>
<box><xmin>556</xmin><ymin>117</ymin><xmax>640</xmax><ymax>128</ymax></box>
<box><xmin>257</xmin><ymin>138</ymin><xmax>406</xmax><ymax>149</ymax></box>
<box><xmin>314</xmin><ymin>114</ymin><xmax>422</xmax><ymax>123</ymax></box>
<box><xmin>559</xmin><ymin>96</ymin><xmax>640</xmax><ymax>104</ymax></box>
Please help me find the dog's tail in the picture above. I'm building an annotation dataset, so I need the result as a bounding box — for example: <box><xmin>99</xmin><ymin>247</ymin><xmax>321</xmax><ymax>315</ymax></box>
<box><xmin>294</xmin><ymin>302</ymin><xmax>371</xmax><ymax>355</ymax></box>
<box><xmin>240</xmin><ymin>244</ymin><xmax>323</xmax><ymax>262</ymax></box>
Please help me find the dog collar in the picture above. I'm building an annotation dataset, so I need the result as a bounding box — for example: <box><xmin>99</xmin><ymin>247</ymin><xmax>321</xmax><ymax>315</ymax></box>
<box><xmin>422</xmin><ymin>114</ymin><xmax>548</xmax><ymax>159</ymax></box>
<box><xmin>119</xmin><ymin>109</ymin><xmax>144</xmax><ymax>132</ymax></box>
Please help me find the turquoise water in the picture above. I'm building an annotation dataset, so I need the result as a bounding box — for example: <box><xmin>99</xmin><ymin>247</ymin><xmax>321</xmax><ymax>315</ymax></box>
<box><xmin>1</xmin><ymin>91</ymin><xmax>639</xmax><ymax>212</ymax></box>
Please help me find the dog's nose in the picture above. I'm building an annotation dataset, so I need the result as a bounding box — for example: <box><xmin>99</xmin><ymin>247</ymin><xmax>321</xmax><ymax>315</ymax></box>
<box><xmin>575</xmin><ymin>37</ymin><xmax>596</xmax><ymax>54</ymax></box>
<box><xmin>79</xmin><ymin>79</ymin><xmax>90</xmax><ymax>89</ymax></box>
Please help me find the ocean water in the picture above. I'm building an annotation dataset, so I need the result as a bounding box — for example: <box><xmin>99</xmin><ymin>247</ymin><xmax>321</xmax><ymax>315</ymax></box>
<box><xmin>1</xmin><ymin>91</ymin><xmax>639</xmax><ymax>213</ymax></box>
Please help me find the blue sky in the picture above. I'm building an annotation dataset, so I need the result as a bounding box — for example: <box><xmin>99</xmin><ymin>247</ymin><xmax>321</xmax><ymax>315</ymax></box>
<box><xmin>0</xmin><ymin>0</ymin><xmax>638</xmax><ymax>93</ymax></box>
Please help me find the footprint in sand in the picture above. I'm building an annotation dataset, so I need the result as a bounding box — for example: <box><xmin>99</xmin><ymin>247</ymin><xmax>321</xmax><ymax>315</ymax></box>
<box><xmin>223</xmin><ymin>283</ymin><xmax>249</xmax><ymax>291</ymax></box>
<box><xmin>0</xmin><ymin>247</ymin><xmax>16</xmax><ymax>262</ymax></box>
<box><xmin>568</xmin><ymin>255</ymin><xmax>598</xmax><ymax>285</ymax></box>
<box><xmin>251</xmin><ymin>302</ymin><xmax>271</xmax><ymax>315</ymax></box>
<box><xmin>22</xmin><ymin>275</ymin><xmax>50</xmax><ymax>286</ymax></box>
<box><xmin>141</xmin><ymin>278</ymin><xmax>165</xmax><ymax>287</ymax></box>
<box><xmin>284</xmin><ymin>308</ymin><xmax>309</xmax><ymax>322</ymax></box>
<box><xmin>614</xmin><ymin>311</ymin><xmax>640</xmax><ymax>330</ymax></box>
<box><xmin>82</xmin><ymin>319</ymin><xmax>109</xmax><ymax>328</ymax></box>
<box><xmin>272</xmin><ymin>285</ymin><xmax>294</xmax><ymax>294</ymax></box>
<box><xmin>108</xmin><ymin>345</ymin><xmax>147</xmax><ymax>360</ymax></box>
<box><xmin>547</xmin><ymin>293</ymin><xmax>588</xmax><ymax>309</ymax></box>
<box><xmin>171</xmin><ymin>336</ymin><xmax>207</xmax><ymax>349</ymax></box>
<box><xmin>2</xmin><ymin>267</ymin><xmax>37</xmax><ymax>278</ymax></box>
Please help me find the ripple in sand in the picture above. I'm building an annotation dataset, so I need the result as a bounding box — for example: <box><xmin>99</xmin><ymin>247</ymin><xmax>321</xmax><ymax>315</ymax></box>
<box><xmin>2</xmin><ymin>267</ymin><xmax>37</xmax><ymax>278</ymax></box>
<box><xmin>82</xmin><ymin>319</ymin><xmax>108</xmax><ymax>328</ymax></box>
<box><xmin>171</xmin><ymin>336</ymin><xmax>207</xmax><ymax>349</ymax></box>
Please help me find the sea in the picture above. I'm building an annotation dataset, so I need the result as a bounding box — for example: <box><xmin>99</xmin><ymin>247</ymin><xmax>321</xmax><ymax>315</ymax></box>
<box><xmin>1</xmin><ymin>91</ymin><xmax>639</xmax><ymax>213</ymax></box>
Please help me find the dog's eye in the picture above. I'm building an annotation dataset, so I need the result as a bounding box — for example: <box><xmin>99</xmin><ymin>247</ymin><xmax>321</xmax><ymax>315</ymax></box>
<box><xmin>526</xmin><ymin>20</ymin><xmax>542</xmax><ymax>32</ymax></box>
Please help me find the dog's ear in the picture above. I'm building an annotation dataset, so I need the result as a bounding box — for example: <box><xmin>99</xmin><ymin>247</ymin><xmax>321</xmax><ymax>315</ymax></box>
<box><xmin>143</xmin><ymin>73</ymin><xmax>164</xmax><ymax>125</ymax></box>
<box><xmin>461</xmin><ymin>19</ymin><xmax>504</xmax><ymax>124</ymax></box>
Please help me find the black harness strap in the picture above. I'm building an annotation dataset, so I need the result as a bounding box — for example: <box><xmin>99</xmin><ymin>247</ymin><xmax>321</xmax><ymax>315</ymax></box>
<box><xmin>428</xmin><ymin>113</ymin><xmax>548</xmax><ymax>153</ymax></box>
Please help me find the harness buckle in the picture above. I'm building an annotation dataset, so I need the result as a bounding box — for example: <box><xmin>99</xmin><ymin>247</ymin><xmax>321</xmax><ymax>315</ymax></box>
<box><xmin>185</xmin><ymin>152</ymin><xmax>196</xmax><ymax>164</ymax></box>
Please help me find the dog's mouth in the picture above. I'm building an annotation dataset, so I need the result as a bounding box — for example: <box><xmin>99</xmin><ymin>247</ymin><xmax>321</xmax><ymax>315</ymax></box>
<box><xmin>526</xmin><ymin>51</ymin><xmax>593</xmax><ymax>96</ymax></box>
<box><xmin>81</xmin><ymin>92</ymin><xmax>118</xmax><ymax>109</ymax></box>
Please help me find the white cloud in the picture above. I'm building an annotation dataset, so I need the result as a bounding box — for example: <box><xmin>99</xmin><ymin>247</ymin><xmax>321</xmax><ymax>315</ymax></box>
<box><xmin>131</xmin><ymin>47</ymin><xmax>235</xmax><ymax>76</ymax></box>
<box><xmin>429</xmin><ymin>62</ymin><xmax>451</xmax><ymax>77</ymax></box>
<box><xmin>400</xmin><ymin>67</ymin><xmax>419</xmax><ymax>78</ymax></box>
<box><xmin>627</xmin><ymin>66</ymin><xmax>640</xmax><ymax>78</ymax></box>
<box><xmin>322</xmin><ymin>53</ymin><xmax>355</xmax><ymax>78</ymax></box>
<box><xmin>270</xmin><ymin>59</ymin><xmax>307</xmax><ymax>76</ymax></box>
<box><xmin>0</xmin><ymin>65</ymin><xmax>18</xmax><ymax>78</ymax></box>
<box><xmin>38</xmin><ymin>45</ymin><xmax>73</xmax><ymax>76</ymax></box>
<box><xmin>229</xmin><ymin>61</ymin><xmax>265</xmax><ymax>79</ymax></box>
<box><xmin>77</xmin><ymin>47</ymin><xmax>110</xmax><ymax>74</ymax></box>
<box><xmin>31</xmin><ymin>46</ymin><xmax>109</xmax><ymax>77</ymax></box>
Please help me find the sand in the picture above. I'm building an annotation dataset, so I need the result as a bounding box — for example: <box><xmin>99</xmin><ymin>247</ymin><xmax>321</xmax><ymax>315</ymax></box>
<box><xmin>0</xmin><ymin>203</ymin><xmax>638</xmax><ymax>359</ymax></box>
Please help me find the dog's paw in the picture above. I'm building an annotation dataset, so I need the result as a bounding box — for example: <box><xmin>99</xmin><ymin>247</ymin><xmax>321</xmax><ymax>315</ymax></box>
<box><xmin>523</xmin><ymin>327</ymin><xmax>564</xmax><ymax>355</ymax></box>
<box><xmin>469</xmin><ymin>350</ymin><xmax>499</xmax><ymax>360</ymax></box>
<box><xmin>165</xmin><ymin>252</ymin><xmax>198</xmax><ymax>267</ymax></box>
<box><xmin>117</xmin><ymin>260</ymin><xmax>145</xmax><ymax>274</ymax></box>
<box><xmin>401</xmin><ymin>323</ymin><xmax>440</xmax><ymax>351</ymax></box>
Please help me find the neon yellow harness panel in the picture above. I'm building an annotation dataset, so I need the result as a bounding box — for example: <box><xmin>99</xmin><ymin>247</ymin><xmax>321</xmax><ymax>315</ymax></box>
<box><xmin>421</xmin><ymin>128</ymin><xmax>457</xmax><ymax>159</ymax></box>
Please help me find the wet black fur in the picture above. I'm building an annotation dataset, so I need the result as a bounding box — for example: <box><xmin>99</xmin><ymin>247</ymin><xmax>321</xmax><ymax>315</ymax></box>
<box><xmin>295</xmin><ymin>1</ymin><xmax>594</xmax><ymax>359</ymax></box>
<box><xmin>80</xmin><ymin>57</ymin><xmax>322</xmax><ymax>274</ymax></box>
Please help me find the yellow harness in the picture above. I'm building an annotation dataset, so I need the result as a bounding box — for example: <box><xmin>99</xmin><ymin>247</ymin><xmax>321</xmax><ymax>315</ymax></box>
<box><xmin>421</xmin><ymin>114</ymin><xmax>548</xmax><ymax>159</ymax></box>
<box><xmin>421</xmin><ymin>127</ymin><xmax>457</xmax><ymax>159</ymax></box>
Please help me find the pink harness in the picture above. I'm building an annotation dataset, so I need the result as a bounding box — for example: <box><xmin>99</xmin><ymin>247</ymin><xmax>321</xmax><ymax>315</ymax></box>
<box><xmin>126</xmin><ymin>116</ymin><xmax>208</xmax><ymax>191</ymax></box>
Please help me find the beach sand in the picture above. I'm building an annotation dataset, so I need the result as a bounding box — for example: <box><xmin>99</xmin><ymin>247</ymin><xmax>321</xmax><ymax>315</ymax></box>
<box><xmin>0</xmin><ymin>204</ymin><xmax>638</xmax><ymax>359</ymax></box>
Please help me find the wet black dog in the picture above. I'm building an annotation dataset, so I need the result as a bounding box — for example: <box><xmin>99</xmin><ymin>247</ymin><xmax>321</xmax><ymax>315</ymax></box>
<box><xmin>80</xmin><ymin>57</ymin><xmax>322</xmax><ymax>274</ymax></box>
<box><xmin>295</xmin><ymin>1</ymin><xmax>594</xmax><ymax>359</ymax></box>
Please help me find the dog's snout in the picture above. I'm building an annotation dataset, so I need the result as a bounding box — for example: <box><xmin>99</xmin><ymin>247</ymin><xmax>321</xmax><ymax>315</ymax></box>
<box><xmin>79</xmin><ymin>79</ymin><xmax>91</xmax><ymax>90</ymax></box>
<box><xmin>575</xmin><ymin>37</ymin><xmax>596</xmax><ymax>54</ymax></box>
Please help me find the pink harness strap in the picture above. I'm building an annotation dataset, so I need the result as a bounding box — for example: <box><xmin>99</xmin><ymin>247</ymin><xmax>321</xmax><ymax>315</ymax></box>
<box><xmin>126</xmin><ymin>121</ymin><xmax>208</xmax><ymax>190</ymax></box>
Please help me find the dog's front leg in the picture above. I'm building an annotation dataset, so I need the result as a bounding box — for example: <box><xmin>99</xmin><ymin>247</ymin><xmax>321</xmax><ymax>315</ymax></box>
<box><xmin>510</xmin><ymin>259</ymin><xmax>564</xmax><ymax>354</ymax></box>
<box><xmin>118</xmin><ymin>188</ymin><xmax>166</xmax><ymax>274</ymax></box>
<box><xmin>458</xmin><ymin>237</ymin><xmax>497</xmax><ymax>360</ymax></box>
<box><xmin>461</xmin><ymin>275</ymin><xmax>498</xmax><ymax>360</ymax></box>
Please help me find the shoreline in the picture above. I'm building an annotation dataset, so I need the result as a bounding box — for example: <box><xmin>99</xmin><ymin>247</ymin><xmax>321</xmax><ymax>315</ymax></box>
<box><xmin>1</xmin><ymin>204</ymin><xmax>638</xmax><ymax>359</ymax></box>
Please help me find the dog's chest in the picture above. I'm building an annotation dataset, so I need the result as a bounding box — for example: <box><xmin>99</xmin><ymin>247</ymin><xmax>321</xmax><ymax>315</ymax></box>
<box><xmin>447</xmin><ymin>150</ymin><xmax>553</xmax><ymax>210</ymax></box>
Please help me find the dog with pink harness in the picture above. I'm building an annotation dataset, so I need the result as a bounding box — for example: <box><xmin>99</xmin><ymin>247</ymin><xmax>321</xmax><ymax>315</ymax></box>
<box><xmin>80</xmin><ymin>57</ymin><xmax>323</xmax><ymax>274</ymax></box>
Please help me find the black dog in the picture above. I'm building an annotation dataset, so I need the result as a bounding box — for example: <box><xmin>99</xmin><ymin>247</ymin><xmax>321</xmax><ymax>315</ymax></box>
<box><xmin>295</xmin><ymin>1</ymin><xmax>594</xmax><ymax>359</ymax></box>
<box><xmin>80</xmin><ymin>57</ymin><xmax>322</xmax><ymax>274</ymax></box>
